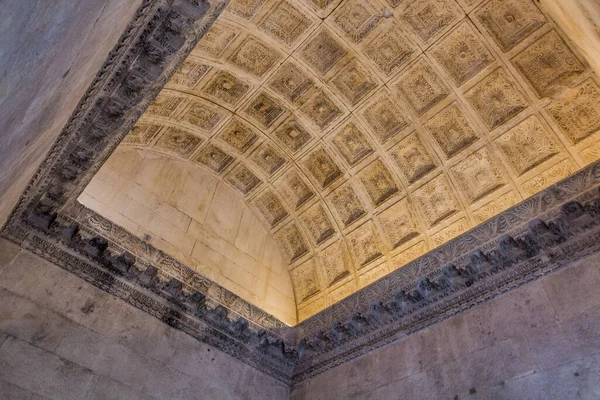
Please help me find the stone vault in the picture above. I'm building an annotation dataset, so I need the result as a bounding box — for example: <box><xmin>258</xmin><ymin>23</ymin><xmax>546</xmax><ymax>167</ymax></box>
<box><xmin>81</xmin><ymin>0</ymin><xmax>600</xmax><ymax>322</ymax></box>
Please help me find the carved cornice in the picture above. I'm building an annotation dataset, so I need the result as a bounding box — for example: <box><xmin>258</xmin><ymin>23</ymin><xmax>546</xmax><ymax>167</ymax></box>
<box><xmin>3</xmin><ymin>0</ymin><xmax>600</xmax><ymax>387</ymax></box>
<box><xmin>291</xmin><ymin>163</ymin><xmax>600</xmax><ymax>381</ymax></box>
<box><xmin>0</xmin><ymin>0</ymin><xmax>297</xmax><ymax>384</ymax></box>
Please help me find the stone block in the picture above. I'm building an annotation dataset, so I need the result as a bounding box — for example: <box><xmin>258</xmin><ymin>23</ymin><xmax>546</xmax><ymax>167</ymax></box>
<box><xmin>141</xmin><ymin>363</ymin><xmax>190</xmax><ymax>399</ymax></box>
<box><xmin>55</xmin><ymin>323</ymin><xmax>108</xmax><ymax>371</ymax></box>
<box><xmin>0</xmin><ymin>336</ymin><xmax>98</xmax><ymax>400</ymax></box>
<box><xmin>1</xmin><ymin>251</ymin><xmax>110</xmax><ymax>325</ymax></box>
<box><xmin>444</xmin><ymin>281</ymin><xmax>556</xmax><ymax>358</ymax></box>
<box><xmin>147</xmin><ymin>213</ymin><xmax>195</xmax><ymax>255</ymax></box>
<box><xmin>205</xmin><ymin>183</ymin><xmax>244</xmax><ymax>243</ymax></box>
<box><xmin>234</xmin><ymin>209</ymin><xmax>267</xmax><ymax>261</ymax></box>
<box><xmin>92</xmin><ymin>341</ymin><xmax>156</xmax><ymax>391</ymax></box>
<box><xmin>542</xmin><ymin>253</ymin><xmax>600</xmax><ymax>319</ymax></box>
<box><xmin>479</xmin><ymin>353</ymin><xmax>600</xmax><ymax>400</ymax></box>
<box><xmin>451</xmin><ymin>338</ymin><xmax>535</xmax><ymax>390</ymax></box>
<box><xmin>0</xmin><ymin>378</ymin><xmax>35</xmax><ymax>400</ymax></box>
<box><xmin>0</xmin><ymin>238</ymin><xmax>20</xmax><ymax>268</ymax></box>
<box><xmin>156</xmin><ymin>202</ymin><xmax>191</xmax><ymax>231</ymax></box>
<box><xmin>86</xmin><ymin>376</ymin><xmax>155</xmax><ymax>400</ymax></box>
<box><xmin>123</xmin><ymin>199</ymin><xmax>155</xmax><ymax>228</ymax></box>
<box><xmin>131</xmin><ymin>317</ymin><xmax>183</xmax><ymax>364</ymax></box>
<box><xmin>0</xmin><ymin>289</ymin><xmax>71</xmax><ymax>353</ymax></box>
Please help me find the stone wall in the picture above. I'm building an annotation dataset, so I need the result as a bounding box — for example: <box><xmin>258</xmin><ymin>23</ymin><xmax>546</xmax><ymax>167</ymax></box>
<box><xmin>291</xmin><ymin>250</ymin><xmax>600</xmax><ymax>400</ymax></box>
<box><xmin>0</xmin><ymin>0</ymin><xmax>142</xmax><ymax>226</ymax></box>
<box><xmin>80</xmin><ymin>147</ymin><xmax>296</xmax><ymax>325</ymax></box>
<box><xmin>0</xmin><ymin>238</ymin><xmax>289</xmax><ymax>400</ymax></box>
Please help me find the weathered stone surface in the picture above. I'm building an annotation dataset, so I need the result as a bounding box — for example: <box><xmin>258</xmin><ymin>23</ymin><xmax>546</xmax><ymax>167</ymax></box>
<box><xmin>0</xmin><ymin>0</ymin><xmax>142</xmax><ymax>225</ymax></box>
<box><xmin>0</xmin><ymin>239</ymin><xmax>289</xmax><ymax>399</ymax></box>
<box><xmin>3</xmin><ymin>0</ymin><xmax>600</xmax><ymax>394</ymax></box>
<box><xmin>0</xmin><ymin>239</ymin><xmax>20</xmax><ymax>268</ymax></box>
<box><xmin>0</xmin><ymin>336</ymin><xmax>98</xmax><ymax>400</ymax></box>
<box><xmin>293</xmin><ymin>250</ymin><xmax>600</xmax><ymax>399</ymax></box>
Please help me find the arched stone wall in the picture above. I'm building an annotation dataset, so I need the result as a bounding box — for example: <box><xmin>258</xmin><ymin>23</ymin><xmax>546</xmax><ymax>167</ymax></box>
<box><xmin>79</xmin><ymin>147</ymin><xmax>296</xmax><ymax>325</ymax></box>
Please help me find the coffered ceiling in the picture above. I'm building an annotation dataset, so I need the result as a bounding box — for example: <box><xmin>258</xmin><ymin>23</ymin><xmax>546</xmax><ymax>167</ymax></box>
<box><xmin>82</xmin><ymin>0</ymin><xmax>600</xmax><ymax>321</ymax></box>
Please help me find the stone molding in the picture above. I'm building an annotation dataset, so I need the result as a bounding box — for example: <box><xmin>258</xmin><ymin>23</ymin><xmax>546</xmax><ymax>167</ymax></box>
<box><xmin>3</xmin><ymin>0</ymin><xmax>600</xmax><ymax>386</ymax></box>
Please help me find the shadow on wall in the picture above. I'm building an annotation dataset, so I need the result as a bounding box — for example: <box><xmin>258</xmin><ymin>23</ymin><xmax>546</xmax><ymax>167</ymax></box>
<box><xmin>78</xmin><ymin>147</ymin><xmax>296</xmax><ymax>325</ymax></box>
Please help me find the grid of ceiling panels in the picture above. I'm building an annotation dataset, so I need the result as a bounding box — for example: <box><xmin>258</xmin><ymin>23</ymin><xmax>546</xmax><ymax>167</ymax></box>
<box><xmin>122</xmin><ymin>0</ymin><xmax>600</xmax><ymax>320</ymax></box>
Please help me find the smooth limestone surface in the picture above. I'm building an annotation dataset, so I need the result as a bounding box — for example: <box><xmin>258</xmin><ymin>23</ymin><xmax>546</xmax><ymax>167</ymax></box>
<box><xmin>2</xmin><ymin>235</ymin><xmax>600</xmax><ymax>399</ymax></box>
<box><xmin>0</xmin><ymin>238</ymin><xmax>290</xmax><ymax>400</ymax></box>
<box><xmin>0</xmin><ymin>0</ymin><xmax>142</xmax><ymax>226</ymax></box>
<box><xmin>291</xmin><ymin>250</ymin><xmax>600</xmax><ymax>400</ymax></box>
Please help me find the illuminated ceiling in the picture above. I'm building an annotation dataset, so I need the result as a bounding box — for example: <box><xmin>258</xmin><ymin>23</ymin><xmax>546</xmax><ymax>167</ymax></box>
<box><xmin>82</xmin><ymin>0</ymin><xmax>600</xmax><ymax>322</ymax></box>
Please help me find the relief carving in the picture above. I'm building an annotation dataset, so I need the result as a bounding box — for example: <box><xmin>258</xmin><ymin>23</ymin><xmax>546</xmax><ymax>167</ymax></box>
<box><xmin>332</xmin><ymin>0</ymin><xmax>382</xmax><ymax>43</ymax></box>
<box><xmin>300</xmin><ymin>203</ymin><xmax>336</xmax><ymax>245</ymax></box>
<box><xmin>291</xmin><ymin>259</ymin><xmax>320</xmax><ymax>302</ymax></box>
<box><xmin>364</xmin><ymin>25</ymin><xmax>416</xmax><ymax>77</ymax></box>
<box><xmin>412</xmin><ymin>174</ymin><xmax>460</xmax><ymax>227</ymax></box>
<box><xmin>273</xmin><ymin>118</ymin><xmax>313</xmax><ymax>154</ymax></box>
<box><xmin>228</xmin><ymin>36</ymin><xmax>281</xmax><ymax>78</ymax></box>
<box><xmin>395</xmin><ymin>59</ymin><xmax>450</xmax><ymax>116</ymax></box>
<box><xmin>201</xmin><ymin>70</ymin><xmax>250</xmax><ymax>107</ymax></box>
<box><xmin>430</xmin><ymin>218</ymin><xmax>469</xmax><ymax>246</ymax></box>
<box><xmin>512</xmin><ymin>30</ymin><xmax>585</xmax><ymax>98</ymax></box>
<box><xmin>348</xmin><ymin>221</ymin><xmax>383</xmax><ymax>269</ymax></box>
<box><xmin>299</xmin><ymin>89</ymin><xmax>343</xmax><ymax>131</ymax></box>
<box><xmin>472</xmin><ymin>191</ymin><xmax>520</xmax><ymax>224</ymax></box>
<box><xmin>300</xmin><ymin>28</ymin><xmax>347</xmax><ymax>75</ymax></box>
<box><xmin>169</xmin><ymin>60</ymin><xmax>211</xmax><ymax>89</ymax></box>
<box><xmin>148</xmin><ymin>94</ymin><xmax>184</xmax><ymax>117</ymax></box>
<box><xmin>258</xmin><ymin>0</ymin><xmax>313</xmax><ymax>46</ymax></box>
<box><xmin>227</xmin><ymin>0</ymin><xmax>268</xmax><ymax>20</ymax></box>
<box><xmin>425</xmin><ymin>102</ymin><xmax>478</xmax><ymax>158</ymax></box>
<box><xmin>331</xmin><ymin>122</ymin><xmax>374</xmax><ymax>167</ymax></box>
<box><xmin>195</xmin><ymin>22</ymin><xmax>240</xmax><ymax>57</ymax></box>
<box><xmin>268</xmin><ymin>62</ymin><xmax>314</xmax><ymax>103</ymax></box>
<box><xmin>377</xmin><ymin>198</ymin><xmax>420</xmax><ymax>249</ymax></box>
<box><xmin>400</xmin><ymin>0</ymin><xmax>463</xmax><ymax>44</ymax></box>
<box><xmin>274</xmin><ymin>169</ymin><xmax>315</xmax><ymax>209</ymax></box>
<box><xmin>431</xmin><ymin>21</ymin><xmax>494</xmax><ymax>86</ymax></box>
<box><xmin>328</xmin><ymin>183</ymin><xmax>367</xmax><ymax>227</ymax></box>
<box><xmin>304</xmin><ymin>147</ymin><xmax>343</xmax><ymax>189</ymax></box>
<box><xmin>547</xmin><ymin>79</ymin><xmax>600</xmax><ymax>144</ymax></box>
<box><xmin>253</xmin><ymin>189</ymin><xmax>289</xmax><ymax>227</ymax></box>
<box><xmin>244</xmin><ymin>92</ymin><xmax>286</xmax><ymax>128</ymax></box>
<box><xmin>451</xmin><ymin>146</ymin><xmax>506</xmax><ymax>203</ymax></box>
<box><xmin>194</xmin><ymin>143</ymin><xmax>235</xmax><ymax>173</ymax></box>
<box><xmin>155</xmin><ymin>128</ymin><xmax>203</xmax><ymax>157</ymax></box>
<box><xmin>358</xmin><ymin>160</ymin><xmax>400</xmax><ymax>207</ymax></box>
<box><xmin>218</xmin><ymin>117</ymin><xmax>259</xmax><ymax>153</ymax></box>
<box><xmin>124</xmin><ymin>123</ymin><xmax>162</xmax><ymax>145</ymax></box>
<box><xmin>494</xmin><ymin>116</ymin><xmax>559</xmax><ymax>176</ymax></box>
<box><xmin>275</xmin><ymin>223</ymin><xmax>310</xmax><ymax>263</ymax></box>
<box><xmin>250</xmin><ymin>143</ymin><xmax>286</xmax><ymax>175</ymax></box>
<box><xmin>319</xmin><ymin>241</ymin><xmax>350</xmax><ymax>286</ymax></box>
<box><xmin>391</xmin><ymin>133</ymin><xmax>437</xmax><ymax>184</ymax></box>
<box><xmin>521</xmin><ymin>159</ymin><xmax>575</xmax><ymax>195</ymax></box>
<box><xmin>331</xmin><ymin>60</ymin><xmax>378</xmax><ymax>107</ymax></box>
<box><xmin>180</xmin><ymin>99</ymin><xmax>228</xmax><ymax>132</ymax></box>
<box><xmin>465</xmin><ymin>68</ymin><xmax>528</xmax><ymax>130</ymax></box>
<box><xmin>475</xmin><ymin>0</ymin><xmax>546</xmax><ymax>52</ymax></box>
<box><xmin>359</xmin><ymin>92</ymin><xmax>410</xmax><ymax>144</ymax></box>
<box><xmin>226</xmin><ymin>163</ymin><xmax>262</xmax><ymax>195</ymax></box>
